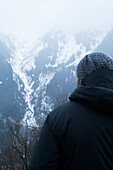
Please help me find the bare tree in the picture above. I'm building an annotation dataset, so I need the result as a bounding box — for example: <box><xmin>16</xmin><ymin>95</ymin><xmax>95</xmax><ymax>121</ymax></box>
<box><xmin>10</xmin><ymin>121</ymin><xmax>41</xmax><ymax>170</ymax></box>
<box><xmin>0</xmin><ymin>120</ymin><xmax>42</xmax><ymax>170</ymax></box>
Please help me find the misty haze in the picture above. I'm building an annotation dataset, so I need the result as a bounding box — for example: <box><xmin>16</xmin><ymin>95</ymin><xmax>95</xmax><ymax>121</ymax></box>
<box><xmin>0</xmin><ymin>0</ymin><xmax>113</xmax><ymax>169</ymax></box>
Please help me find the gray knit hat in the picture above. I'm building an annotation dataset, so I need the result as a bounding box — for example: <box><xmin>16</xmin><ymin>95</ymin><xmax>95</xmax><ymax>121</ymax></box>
<box><xmin>77</xmin><ymin>52</ymin><xmax>113</xmax><ymax>83</ymax></box>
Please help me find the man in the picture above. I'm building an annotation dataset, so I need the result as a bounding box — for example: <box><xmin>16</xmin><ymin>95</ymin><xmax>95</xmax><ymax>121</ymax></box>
<box><xmin>29</xmin><ymin>52</ymin><xmax>113</xmax><ymax>170</ymax></box>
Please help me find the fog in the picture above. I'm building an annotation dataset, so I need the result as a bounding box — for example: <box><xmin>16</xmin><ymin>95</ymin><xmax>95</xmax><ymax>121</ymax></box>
<box><xmin>0</xmin><ymin>0</ymin><xmax>113</xmax><ymax>39</ymax></box>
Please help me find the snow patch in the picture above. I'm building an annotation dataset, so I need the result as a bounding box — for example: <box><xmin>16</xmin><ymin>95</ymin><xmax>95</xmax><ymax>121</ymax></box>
<box><xmin>56</xmin><ymin>34</ymin><xmax>81</xmax><ymax>65</ymax></box>
<box><xmin>34</xmin><ymin>72</ymin><xmax>55</xmax><ymax>113</ymax></box>
<box><xmin>36</xmin><ymin>72</ymin><xmax>55</xmax><ymax>93</ymax></box>
<box><xmin>40</xmin><ymin>96</ymin><xmax>54</xmax><ymax>112</ymax></box>
<box><xmin>90</xmin><ymin>32</ymin><xmax>105</xmax><ymax>51</ymax></box>
<box><xmin>45</xmin><ymin>63</ymin><xmax>58</xmax><ymax>68</ymax></box>
<box><xmin>9</xmin><ymin>38</ymin><xmax>46</xmax><ymax>126</ymax></box>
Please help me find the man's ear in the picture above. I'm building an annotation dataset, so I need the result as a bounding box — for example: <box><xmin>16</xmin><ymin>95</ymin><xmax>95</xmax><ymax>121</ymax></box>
<box><xmin>77</xmin><ymin>77</ymin><xmax>81</xmax><ymax>86</ymax></box>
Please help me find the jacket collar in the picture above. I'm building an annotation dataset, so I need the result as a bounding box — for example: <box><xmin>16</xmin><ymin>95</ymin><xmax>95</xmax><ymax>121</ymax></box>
<box><xmin>69</xmin><ymin>69</ymin><xmax>113</xmax><ymax>113</ymax></box>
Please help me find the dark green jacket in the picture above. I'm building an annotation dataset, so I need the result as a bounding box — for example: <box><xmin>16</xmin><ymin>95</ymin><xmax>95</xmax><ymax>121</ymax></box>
<box><xmin>29</xmin><ymin>69</ymin><xmax>113</xmax><ymax>170</ymax></box>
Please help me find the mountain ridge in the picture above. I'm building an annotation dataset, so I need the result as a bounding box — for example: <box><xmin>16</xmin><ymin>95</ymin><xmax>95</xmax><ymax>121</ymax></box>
<box><xmin>0</xmin><ymin>31</ymin><xmax>106</xmax><ymax>127</ymax></box>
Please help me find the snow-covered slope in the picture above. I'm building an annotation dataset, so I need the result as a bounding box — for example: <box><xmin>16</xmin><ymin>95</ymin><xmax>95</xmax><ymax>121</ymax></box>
<box><xmin>9</xmin><ymin>39</ymin><xmax>45</xmax><ymax>125</ymax></box>
<box><xmin>0</xmin><ymin>37</ymin><xmax>26</xmax><ymax>140</ymax></box>
<box><xmin>0</xmin><ymin>31</ymin><xmax>105</xmax><ymax>125</ymax></box>
<box><xmin>96</xmin><ymin>29</ymin><xmax>113</xmax><ymax>57</ymax></box>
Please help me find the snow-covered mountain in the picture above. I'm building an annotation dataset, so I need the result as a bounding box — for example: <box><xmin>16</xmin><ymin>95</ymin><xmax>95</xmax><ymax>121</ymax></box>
<box><xmin>96</xmin><ymin>29</ymin><xmax>113</xmax><ymax>57</ymax></box>
<box><xmin>0</xmin><ymin>37</ymin><xmax>26</xmax><ymax>142</ymax></box>
<box><xmin>0</xmin><ymin>31</ymin><xmax>105</xmax><ymax>128</ymax></box>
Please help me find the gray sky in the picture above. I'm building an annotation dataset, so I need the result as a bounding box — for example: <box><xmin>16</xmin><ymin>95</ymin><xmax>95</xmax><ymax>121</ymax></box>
<box><xmin>0</xmin><ymin>0</ymin><xmax>113</xmax><ymax>40</ymax></box>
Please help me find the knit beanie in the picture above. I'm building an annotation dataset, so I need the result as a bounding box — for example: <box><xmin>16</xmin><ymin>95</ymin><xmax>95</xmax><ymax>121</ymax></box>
<box><xmin>77</xmin><ymin>52</ymin><xmax>113</xmax><ymax>83</ymax></box>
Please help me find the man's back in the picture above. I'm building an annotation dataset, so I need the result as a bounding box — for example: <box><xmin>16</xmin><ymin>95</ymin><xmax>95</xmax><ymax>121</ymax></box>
<box><xmin>29</xmin><ymin>53</ymin><xmax>113</xmax><ymax>170</ymax></box>
<box><xmin>52</xmin><ymin>101</ymin><xmax>113</xmax><ymax>170</ymax></box>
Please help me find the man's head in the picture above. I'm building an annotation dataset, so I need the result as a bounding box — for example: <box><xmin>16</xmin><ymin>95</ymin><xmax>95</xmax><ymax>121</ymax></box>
<box><xmin>77</xmin><ymin>52</ymin><xmax>113</xmax><ymax>86</ymax></box>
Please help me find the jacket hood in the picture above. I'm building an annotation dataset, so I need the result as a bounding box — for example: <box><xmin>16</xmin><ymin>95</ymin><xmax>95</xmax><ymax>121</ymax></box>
<box><xmin>69</xmin><ymin>69</ymin><xmax>113</xmax><ymax>113</ymax></box>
